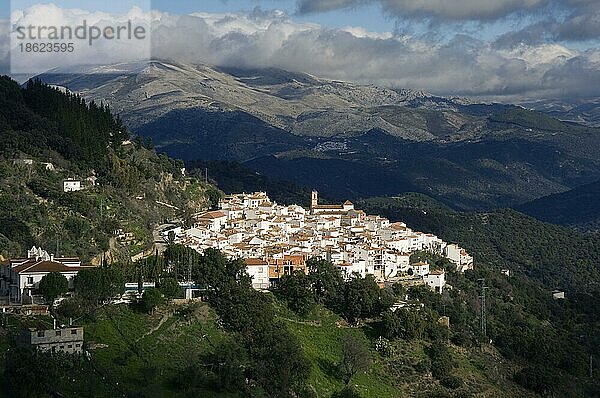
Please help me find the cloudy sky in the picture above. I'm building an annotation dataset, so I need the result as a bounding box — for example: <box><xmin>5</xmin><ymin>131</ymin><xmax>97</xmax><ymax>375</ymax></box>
<box><xmin>2</xmin><ymin>0</ymin><xmax>600</xmax><ymax>102</ymax></box>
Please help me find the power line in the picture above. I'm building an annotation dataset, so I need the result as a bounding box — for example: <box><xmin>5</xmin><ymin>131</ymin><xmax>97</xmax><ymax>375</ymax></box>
<box><xmin>478</xmin><ymin>278</ymin><xmax>489</xmax><ymax>338</ymax></box>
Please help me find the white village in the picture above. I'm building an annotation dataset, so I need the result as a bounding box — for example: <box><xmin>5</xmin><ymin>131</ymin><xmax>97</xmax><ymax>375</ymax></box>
<box><xmin>1</xmin><ymin>190</ymin><xmax>473</xmax><ymax>309</ymax></box>
<box><xmin>165</xmin><ymin>191</ymin><xmax>474</xmax><ymax>293</ymax></box>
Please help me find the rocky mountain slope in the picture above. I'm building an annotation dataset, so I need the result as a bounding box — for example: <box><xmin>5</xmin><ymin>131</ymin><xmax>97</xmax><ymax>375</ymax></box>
<box><xmin>39</xmin><ymin>61</ymin><xmax>600</xmax><ymax>210</ymax></box>
<box><xmin>522</xmin><ymin>98</ymin><xmax>600</xmax><ymax>127</ymax></box>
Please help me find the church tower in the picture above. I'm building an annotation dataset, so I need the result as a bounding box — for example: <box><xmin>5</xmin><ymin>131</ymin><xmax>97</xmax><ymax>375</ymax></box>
<box><xmin>311</xmin><ymin>190</ymin><xmax>318</xmax><ymax>209</ymax></box>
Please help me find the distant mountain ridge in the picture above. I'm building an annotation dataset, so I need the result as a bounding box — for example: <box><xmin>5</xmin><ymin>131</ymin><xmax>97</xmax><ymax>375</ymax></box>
<box><xmin>522</xmin><ymin>98</ymin><xmax>600</xmax><ymax>127</ymax></box>
<box><xmin>518</xmin><ymin>180</ymin><xmax>600</xmax><ymax>231</ymax></box>
<box><xmin>38</xmin><ymin>60</ymin><xmax>600</xmax><ymax>211</ymax></box>
<box><xmin>39</xmin><ymin>60</ymin><xmax>510</xmax><ymax>144</ymax></box>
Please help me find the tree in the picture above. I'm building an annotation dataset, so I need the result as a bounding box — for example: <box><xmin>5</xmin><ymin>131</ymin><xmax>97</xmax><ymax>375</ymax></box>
<box><xmin>382</xmin><ymin>307</ymin><xmax>428</xmax><ymax>340</ymax></box>
<box><xmin>514</xmin><ymin>365</ymin><xmax>558</xmax><ymax>395</ymax></box>
<box><xmin>193</xmin><ymin>249</ymin><xmax>311</xmax><ymax>396</ymax></box>
<box><xmin>276</xmin><ymin>270</ymin><xmax>315</xmax><ymax>316</ymax></box>
<box><xmin>340</xmin><ymin>334</ymin><xmax>371</xmax><ymax>385</ymax></box>
<box><xmin>194</xmin><ymin>249</ymin><xmax>251</xmax><ymax>294</ymax></box>
<box><xmin>74</xmin><ymin>267</ymin><xmax>125</xmax><ymax>304</ymax></box>
<box><xmin>38</xmin><ymin>272</ymin><xmax>68</xmax><ymax>304</ymax></box>
<box><xmin>141</xmin><ymin>288</ymin><xmax>164</xmax><ymax>313</ymax></box>
<box><xmin>252</xmin><ymin>323</ymin><xmax>312</xmax><ymax>396</ymax></box>
<box><xmin>56</xmin><ymin>296</ymin><xmax>88</xmax><ymax>319</ymax></box>
<box><xmin>158</xmin><ymin>277</ymin><xmax>183</xmax><ymax>299</ymax></box>
<box><xmin>426</xmin><ymin>342</ymin><xmax>457</xmax><ymax>381</ymax></box>
<box><xmin>204</xmin><ymin>339</ymin><xmax>248</xmax><ymax>392</ymax></box>
<box><xmin>307</xmin><ymin>257</ymin><xmax>344</xmax><ymax>307</ymax></box>
<box><xmin>340</xmin><ymin>275</ymin><xmax>382</xmax><ymax>323</ymax></box>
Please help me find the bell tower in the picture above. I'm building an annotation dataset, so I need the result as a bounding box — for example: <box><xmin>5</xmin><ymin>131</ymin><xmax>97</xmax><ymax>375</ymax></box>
<box><xmin>311</xmin><ymin>190</ymin><xmax>318</xmax><ymax>209</ymax></box>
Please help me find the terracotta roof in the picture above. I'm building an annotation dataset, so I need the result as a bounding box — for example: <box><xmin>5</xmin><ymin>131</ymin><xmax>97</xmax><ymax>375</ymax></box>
<box><xmin>198</xmin><ymin>210</ymin><xmax>226</xmax><ymax>220</ymax></box>
<box><xmin>245</xmin><ymin>258</ymin><xmax>268</xmax><ymax>266</ymax></box>
<box><xmin>12</xmin><ymin>260</ymin><xmax>95</xmax><ymax>274</ymax></box>
<box><xmin>429</xmin><ymin>270</ymin><xmax>445</xmax><ymax>275</ymax></box>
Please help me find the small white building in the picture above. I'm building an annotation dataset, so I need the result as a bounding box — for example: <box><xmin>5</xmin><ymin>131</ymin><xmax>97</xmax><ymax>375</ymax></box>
<box><xmin>13</xmin><ymin>159</ymin><xmax>34</xmax><ymax>166</ymax></box>
<box><xmin>245</xmin><ymin>258</ymin><xmax>270</xmax><ymax>289</ymax></box>
<box><xmin>336</xmin><ymin>260</ymin><xmax>370</xmax><ymax>280</ymax></box>
<box><xmin>424</xmin><ymin>270</ymin><xmax>446</xmax><ymax>293</ymax></box>
<box><xmin>444</xmin><ymin>244</ymin><xmax>473</xmax><ymax>272</ymax></box>
<box><xmin>62</xmin><ymin>179</ymin><xmax>82</xmax><ymax>192</ymax></box>
<box><xmin>410</xmin><ymin>261</ymin><xmax>430</xmax><ymax>277</ymax></box>
<box><xmin>195</xmin><ymin>211</ymin><xmax>227</xmax><ymax>232</ymax></box>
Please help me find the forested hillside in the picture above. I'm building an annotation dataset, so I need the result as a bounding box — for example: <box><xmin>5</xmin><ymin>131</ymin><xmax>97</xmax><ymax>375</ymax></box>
<box><xmin>356</xmin><ymin>194</ymin><xmax>600</xmax><ymax>395</ymax></box>
<box><xmin>0</xmin><ymin>76</ymin><xmax>220</xmax><ymax>261</ymax></box>
<box><xmin>518</xmin><ymin>180</ymin><xmax>600</xmax><ymax>231</ymax></box>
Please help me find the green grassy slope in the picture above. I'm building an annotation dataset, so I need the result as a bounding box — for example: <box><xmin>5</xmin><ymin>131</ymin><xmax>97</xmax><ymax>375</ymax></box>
<box><xmin>276</xmin><ymin>302</ymin><xmax>536</xmax><ymax>398</ymax></box>
<box><xmin>83</xmin><ymin>303</ymin><xmax>232</xmax><ymax>397</ymax></box>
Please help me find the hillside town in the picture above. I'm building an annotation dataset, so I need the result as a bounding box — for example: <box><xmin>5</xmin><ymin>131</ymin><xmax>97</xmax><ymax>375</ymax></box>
<box><xmin>166</xmin><ymin>191</ymin><xmax>474</xmax><ymax>292</ymax></box>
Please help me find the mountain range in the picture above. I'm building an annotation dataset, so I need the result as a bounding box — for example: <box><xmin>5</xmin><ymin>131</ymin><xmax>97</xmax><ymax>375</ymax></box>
<box><xmin>39</xmin><ymin>60</ymin><xmax>600</xmax><ymax>216</ymax></box>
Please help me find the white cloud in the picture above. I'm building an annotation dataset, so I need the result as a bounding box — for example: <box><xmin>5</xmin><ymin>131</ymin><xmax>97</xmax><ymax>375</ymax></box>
<box><xmin>4</xmin><ymin>5</ymin><xmax>600</xmax><ymax>100</ymax></box>
<box><xmin>10</xmin><ymin>3</ymin><xmax>152</xmax><ymax>74</ymax></box>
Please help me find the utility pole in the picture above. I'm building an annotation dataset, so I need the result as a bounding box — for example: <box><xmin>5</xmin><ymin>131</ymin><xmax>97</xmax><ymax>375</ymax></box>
<box><xmin>478</xmin><ymin>278</ymin><xmax>489</xmax><ymax>338</ymax></box>
<box><xmin>188</xmin><ymin>249</ymin><xmax>192</xmax><ymax>300</ymax></box>
<box><xmin>205</xmin><ymin>168</ymin><xmax>208</xmax><ymax>184</ymax></box>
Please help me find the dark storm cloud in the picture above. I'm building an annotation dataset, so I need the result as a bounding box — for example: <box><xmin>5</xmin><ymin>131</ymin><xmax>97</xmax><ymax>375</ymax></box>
<box><xmin>296</xmin><ymin>0</ymin><xmax>548</xmax><ymax>21</ymax></box>
<box><xmin>295</xmin><ymin>0</ymin><xmax>600</xmax><ymax>42</ymax></box>
<box><xmin>554</xmin><ymin>2</ymin><xmax>600</xmax><ymax>41</ymax></box>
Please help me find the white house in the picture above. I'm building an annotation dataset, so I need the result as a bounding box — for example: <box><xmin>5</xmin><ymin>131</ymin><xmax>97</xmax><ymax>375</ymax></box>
<box><xmin>13</xmin><ymin>159</ymin><xmax>34</xmax><ymax>166</ymax></box>
<box><xmin>1</xmin><ymin>247</ymin><xmax>94</xmax><ymax>302</ymax></box>
<box><xmin>195</xmin><ymin>211</ymin><xmax>227</xmax><ymax>232</ymax></box>
<box><xmin>336</xmin><ymin>259</ymin><xmax>370</xmax><ymax>280</ymax></box>
<box><xmin>410</xmin><ymin>261</ymin><xmax>430</xmax><ymax>277</ymax></box>
<box><xmin>424</xmin><ymin>270</ymin><xmax>446</xmax><ymax>293</ymax></box>
<box><xmin>244</xmin><ymin>258</ymin><xmax>271</xmax><ymax>289</ymax></box>
<box><xmin>444</xmin><ymin>244</ymin><xmax>473</xmax><ymax>272</ymax></box>
<box><xmin>62</xmin><ymin>179</ymin><xmax>82</xmax><ymax>192</ymax></box>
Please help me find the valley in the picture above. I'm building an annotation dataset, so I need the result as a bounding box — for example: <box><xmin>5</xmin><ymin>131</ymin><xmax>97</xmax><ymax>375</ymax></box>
<box><xmin>40</xmin><ymin>61</ymin><xmax>600</xmax><ymax>213</ymax></box>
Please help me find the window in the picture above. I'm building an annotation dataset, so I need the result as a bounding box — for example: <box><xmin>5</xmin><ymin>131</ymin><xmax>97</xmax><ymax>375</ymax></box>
<box><xmin>55</xmin><ymin>330</ymin><xmax>61</xmax><ymax>336</ymax></box>
<box><xmin>27</xmin><ymin>277</ymin><xmax>34</xmax><ymax>284</ymax></box>
<box><xmin>37</xmin><ymin>331</ymin><xmax>45</xmax><ymax>337</ymax></box>
<box><xmin>71</xmin><ymin>329</ymin><xmax>77</xmax><ymax>335</ymax></box>
<box><xmin>60</xmin><ymin>345</ymin><xmax>64</xmax><ymax>349</ymax></box>
<box><xmin>75</xmin><ymin>344</ymin><xmax>81</xmax><ymax>348</ymax></box>
<box><xmin>67</xmin><ymin>344</ymin><xmax>72</xmax><ymax>348</ymax></box>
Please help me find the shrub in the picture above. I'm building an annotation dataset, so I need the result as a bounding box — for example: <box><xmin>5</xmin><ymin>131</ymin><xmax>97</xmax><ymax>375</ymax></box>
<box><xmin>141</xmin><ymin>288</ymin><xmax>164</xmax><ymax>313</ymax></box>
<box><xmin>38</xmin><ymin>272</ymin><xmax>68</xmax><ymax>303</ymax></box>
<box><xmin>158</xmin><ymin>278</ymin><xmax>183</xmax><ymax>299</ymax></box>
<box><xmin>440</xmin><ymin>374</ymin><xmax>463</xmax><ymax>389</ymax></box>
